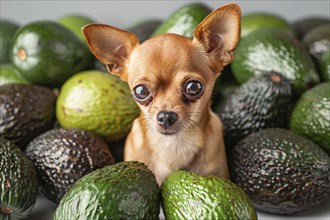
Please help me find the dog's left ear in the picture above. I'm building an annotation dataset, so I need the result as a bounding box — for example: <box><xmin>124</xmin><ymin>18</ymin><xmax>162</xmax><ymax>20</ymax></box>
<box><xmin>193</xmin><ymin>3</ymin><xmax>241</xmax><ymax>73</ymax></box>
<box><xmin>83</xmin><ymin>24</ymin><xmax>139</xmax><ymax>81</ymax></box>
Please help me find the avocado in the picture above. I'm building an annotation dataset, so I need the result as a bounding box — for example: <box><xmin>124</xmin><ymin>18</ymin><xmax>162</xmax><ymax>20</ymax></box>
<box><xmin>57</xmin><ymin>14</ymin><xmax>95</xmax><ymax>42</ymax></box>
<box><xmin>161</xmin><ymin>170</ymin><xmax>257</xmax><ymax>220</ymax></box>
<box><xmin>319</xmin><ymin>50</ymin><xmax>330</xmax><ymax>81</ymax></box>
<box><xmin>127</xmin><ymin>19</ymin><xmax>162</xmax><ymax>43</ymax></box>
<box><xmin>56</xmin><ymin>70</ymin><xmax>140</xmax><ymax>143</ymax></box>
<box><xmin>151</xmin><ymin>3</ymin><xmax>211</xmax><ymax>38</ymax></box>
<box><xmin>0</xmin><ymin>138</ymin><xmax>39</xmax><ymax>220</ymax></box>
<box><xmin>230</xmin><ymin>128</ymin><xmax>330</xmax><ymax>214</ymax></box>
<box><xmin>231</xmin><ymin>28</ymin><xmax>319</xmax><ymax>95</ymax></box>
<box><xmin>0</xmin><ymin>84</ymin><xmax>56</xmax><ymax>149</ymax></box>
<box><xmin>0</xmin><ymin>20</ymin><xmax>19</xmax><ymax>64</ymax></box>
<box><xmin>292</xmin><ymin>17</ymin><xmax>329</xmax><ymax>40</ymax></box>
<box><xmin>25</xmin><ymin>128</ymin><xmax>115</xmax><ymax>203</ymax></box>
<box><xmin>290</xmin><ymin>82</ymin><xmax>330</xmax><ymax>153</ymax></box>
<box><xmin>241</xmin><ymin>12</ymin><xmax>294</xmax><ymax>38</ymax></box>
<box><xmin>0</xmin><ymin>63</ymin><xmax>29</xmax><ymax>86</ymax></box>
<box><xmin>220</xmin><ymin>71</ymin><xmax>292</xmax><ymax>150</ymax></box>
<box><xmin>10</xmin><ymin>21</ymin><xmax>93</xmax><ymax>87</ymax></box>
<box><xmin>53</xmin><ymin>161</ymin><xmax>160</xmax><ymax>220</ymax></box>
<box><xmin>212</xmin><ymin>65</ymin><xmax>240</xmax><ymax>113</ymax></box>
<box><xmin>302</xmin><ymin>23</ymin><xmax>330</xmax><ymax>60</ymax></box>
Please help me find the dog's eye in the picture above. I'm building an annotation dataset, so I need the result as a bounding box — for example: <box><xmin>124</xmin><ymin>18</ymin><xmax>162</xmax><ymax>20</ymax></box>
<box><xmin>133</xmin><ymin>85</ymin><xmax>153</xmax><ymax>104</ymax></box>
<box><xmin>184</xmin><ymin>80</ymin><xmax>204</xmax><ymax>100</ymax></box>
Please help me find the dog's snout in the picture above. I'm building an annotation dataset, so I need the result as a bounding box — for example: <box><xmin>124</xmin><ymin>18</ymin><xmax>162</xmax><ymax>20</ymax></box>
<box><xmin>157</xmin><ymin>111</ymin><xmax>178</xmax><ymax>129</ymax></box>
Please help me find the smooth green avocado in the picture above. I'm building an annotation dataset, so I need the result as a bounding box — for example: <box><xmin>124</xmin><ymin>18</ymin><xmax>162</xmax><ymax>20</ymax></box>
<box><xmin>232</xmin><ymin>28</ymin><xmax>319</xmax><ymax>95</ymax></box>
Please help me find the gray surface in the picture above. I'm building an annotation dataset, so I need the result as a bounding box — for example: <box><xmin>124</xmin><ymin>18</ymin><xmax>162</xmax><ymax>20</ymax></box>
<box><xmin>1</xmin><ymin>1</ymin><xmax>330</xmax><ymax>29</ymax></box>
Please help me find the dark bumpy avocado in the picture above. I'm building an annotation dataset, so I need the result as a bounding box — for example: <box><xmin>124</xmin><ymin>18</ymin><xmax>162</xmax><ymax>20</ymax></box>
<box><xmin>151</xmin><ymin>3</ymin><xmax>211</xmax><ymax>38</ymax></box>
<box><xmin>319</xmin><ymin>50</ymin><xmax>330</xmax><ymax>81</ymax></box>
<box><xmin>53</xmin><ymin>161</ymin><xmax>160</xmax><ymax>220</ymax></box>
<box><xmin>290</xmin><ymin>82</ymin><xmax>330</xmax><ymax>153</ymax></box>
<box><xmin>25</xmin><ymin>128</ymin><xmax>116</xmax><ymax>203</ymax></box>
<box><xmin>10</xmin><ymin>21</ymin><xmax>92</xmax><ymax>87</ymax></box>
<box><xmin>231</xmin><ymin>28</ymin><xmax>319</xmax><ymax>95</ymax></box>
<box><xmin>0</xmin><ymin>20</ymin><xmax>19</xmax><ymax>64</ymax></box>
<box><xmin>231</xmin><ymin>128</ymin><xmax>330</xmax><ymax>214</ymax></box>
<box><xmin>0</xmin><ymin>84</ymin><xmax>56</xmax><ymax>149</ymax></box>
<box><xmin>0</xmin><ymin>138</ymin><xmax>39</xmax><ymax>220</ymax></box>
<box><xmin>220</xmin><ymin>71</ymin><xmax>292</xmax><ymax>150</ymax></box>
<box><xmin>161</xmin><ymin>170</ymin><xmax>257</xmax><ymax>220</ymax></box>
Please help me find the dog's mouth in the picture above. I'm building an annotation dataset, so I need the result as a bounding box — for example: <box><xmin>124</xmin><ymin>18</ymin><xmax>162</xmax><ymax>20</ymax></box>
<box><xmin>159</xmin><ymin>130</ymin><xmax>177</xmax><ymax>135</ymax></box>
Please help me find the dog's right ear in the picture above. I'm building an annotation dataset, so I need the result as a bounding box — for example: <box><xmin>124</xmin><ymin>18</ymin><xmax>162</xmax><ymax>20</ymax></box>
<box><xmin>83</xmin><ymin>24</ymin><xmax>139</xmax><ymax>81</ymax></box>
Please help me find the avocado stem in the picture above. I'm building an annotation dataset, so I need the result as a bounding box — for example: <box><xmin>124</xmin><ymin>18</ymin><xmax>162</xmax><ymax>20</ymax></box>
<box><xmin>17</xmin><ymin>48</ymin><xmax>27</xmax><ymax>61</ymax></box>
<box><xmin>1</xmin><ymin>205</ymin><xmax>13</xmax><ymax>214</ymax></box>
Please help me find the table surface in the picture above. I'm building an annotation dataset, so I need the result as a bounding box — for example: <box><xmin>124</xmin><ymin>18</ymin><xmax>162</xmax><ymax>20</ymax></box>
<box><xmin>28</xmin><ymin>194</ymin><xmax>330</xmax><ymax>220</ymax></box>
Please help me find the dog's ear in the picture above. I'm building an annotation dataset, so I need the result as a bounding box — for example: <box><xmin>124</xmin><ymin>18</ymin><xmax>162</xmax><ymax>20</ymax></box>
<box><xmin>193</xmin><ymin>3</ymin><xmax>241</xmax><ymax>73</ymax></box>
<box><xmin>83</xmin><ymin>24</ymin><xmax>139</xmax><ymax>81</ymax></box>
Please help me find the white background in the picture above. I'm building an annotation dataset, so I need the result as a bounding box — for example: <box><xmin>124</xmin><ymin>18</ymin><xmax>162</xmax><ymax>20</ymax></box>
<box><xmin>1</xmin><ymin>1</ymin><xmax>330</xmax><ymax>220</ymax></box>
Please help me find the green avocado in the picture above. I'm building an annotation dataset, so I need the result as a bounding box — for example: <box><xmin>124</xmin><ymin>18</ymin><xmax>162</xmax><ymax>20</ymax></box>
<box><xmin>0</xmin><ymin>63</ymin><xmax>29</xmax><ymax>86</ymax></box>
<box><xmin>161</xmin><ymin>170</ymin><xmax>257</xmax><ymax>220</ymax></box>
<box><xmin>151</xmin><ymin>3</ymin><xmax>211</xmax><ymax>38</ymax></box>
<box><xmin>231</xmin><ymin>128</ymin><xmax>330</xmax><ymax>214</ymax></box>
<box><xmin>10</xmin><ymin>21</ymin><xmax>93</xmax><ymax>87</ymax></box>
<box><xmin>0</xmin><ymin>20</ymin><xmax>19</xmax><ymax>64</ymax></box>
<box><xmin>53</xmin><ymin>161</ymin><xmax>160</xmax><ymax>220</ymax></box>
<box><xmin>231</xmin><ymin>28</ymin><xmax>319</xmax><ymax>95</ymax></box>
<box><xmin>240</xmin><ymin>12</ymin><xmax>294</xmax><ymax>38</ymax></box>
<box><xmin>290</xmin><ymin>82</ymin><xmax>330</xmax><ymax>153</ymax></box>
<box><xmin>0</xmin><ymin>138</ymin><xmax>39</xmax><ymax>220</ymax></box>
<box><xmin>319</xmin><ymin>50</ymin><xmax>330</xmax><ymax>81</ymax></box>
<box><xmin>25</xmin><ymin>128</ymin><xmax>116</xmax><ymax>203</ymax></box>
<box><xmin>57</xmin><ymin>14</ymin><xmax>95</xmax><ymax>42</ymax></box>
<box><xmin>0</xmin><ymin>84</ymin><xmax>56</xmax><ymax>149</ymax></box>
<box><xmin>220</xmin><ymin>71</ymin><xmax>292</xmax><ymax>150</ymax></box>
<box><xmin>302</xmin><ymin>23</ymin><xmax>330</xmax><ymax>60</ymax></box>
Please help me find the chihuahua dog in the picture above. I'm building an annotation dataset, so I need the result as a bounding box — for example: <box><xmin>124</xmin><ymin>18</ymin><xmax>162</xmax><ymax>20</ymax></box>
<box><xmin>83</xmin><ymin>3</ymin><xmax>241</xmax><ymax>184</ymax></box>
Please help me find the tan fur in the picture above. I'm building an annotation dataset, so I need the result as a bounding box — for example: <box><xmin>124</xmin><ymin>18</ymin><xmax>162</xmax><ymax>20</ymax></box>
<box><xmin>83</xmin><ymin>3</ymin><xmax>241</xmax><ymax>184</ymax></box>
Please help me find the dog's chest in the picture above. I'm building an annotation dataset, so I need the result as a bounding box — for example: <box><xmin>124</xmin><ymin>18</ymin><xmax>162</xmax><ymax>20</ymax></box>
<box><xmin>150</xmin><ymin>132</ymin><xmax>202</xmax><ymax>175</ymax></box>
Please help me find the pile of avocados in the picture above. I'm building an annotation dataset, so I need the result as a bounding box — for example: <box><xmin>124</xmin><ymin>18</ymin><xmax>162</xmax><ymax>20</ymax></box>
<box><xmin>0</xmin><ymin>2</ymin><xmax>329</xmax><ymax>219</ymax></box>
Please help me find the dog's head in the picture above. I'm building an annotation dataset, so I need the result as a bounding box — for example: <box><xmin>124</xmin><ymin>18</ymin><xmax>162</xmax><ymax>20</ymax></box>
<box><xmin>83</xmin><ymin>3</ymin><xmax>241</xmax><ymax>135</ymax></box>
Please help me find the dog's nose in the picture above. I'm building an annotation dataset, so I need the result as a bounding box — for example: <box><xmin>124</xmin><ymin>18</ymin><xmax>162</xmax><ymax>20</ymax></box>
<box><xmin>157</xmin><ymin>111</ymin><xmax>178</xmax><ymax>129</ymax></box>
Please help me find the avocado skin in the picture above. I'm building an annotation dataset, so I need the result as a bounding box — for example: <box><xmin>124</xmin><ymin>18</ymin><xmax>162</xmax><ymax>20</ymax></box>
<box><xmin>161</xmin><ymin>170</ymin><xmax>257</xmax><ymax>220</ymax></box>
<box><xmin>0</xmin><ymin>63</ymin><xmax>29</xmax><ymax>86</ymax></box>
<box><xmin>11</xmin><ymin>21</ymin><xmax>92</xmax><ymax>87</ymax></box>
<box><xmin>128</xmin><ymin>19</ymin><xmax>162</xmax><ymax>43</ymax></box>
<box><xmin>302</xmin><ymin>23</ymin><xmax>330</xmax><ymax>60</ymax></box>
<box><xmin>290</xmin><ymin>82</ymin><xmax>330</xmax><ymax>153</ymax></box>
<box><xmin>152</xmin><ymin>3</ymin><xmax>211</xmax><ymax>38</ymax></box>
<box><xmin>232</xmin><ymin>28</ymin><xmax>319</xmax><ymax>95</ymax></box>
<box><xmin>0</xmin><ymin>138</ymin><xmax>38</xmax><ymax>220</ymax></box>
<box><xmin>292</xmin><ymin>17</ymin><xmax>329</xmax><ymax>40</ymax></box>
<box><xmin>319</xmin><ymin>50</ymin><xmax>330</xmax><ymax>81</ymax></box>
<box><xmin>0</xmin><ymin>84</ymin><xmax>56</xmax><ymax>149</ymax></box>
<box><xmin>220</xmin><ymin>71</ymin><xmax>292</xmax><ymax>150</ymax></box>
<box><xmin>25</xmin><ymin>128</ymin><xmax>116</xmax><ymax>203</ymax></box>
<box><xmin>231</xmin><ymin>128</ymin><xmax>330</xmax><ymax>214</ymax></box>
<box><xmin>0</xmin><ymin>20</ymin><xmax>19</xmax><ymax>64</ymax></box>
<box><xmin>53</xmin><ymin>161</ymin><xmax>160</xmax><ymax>220</ymax></box>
